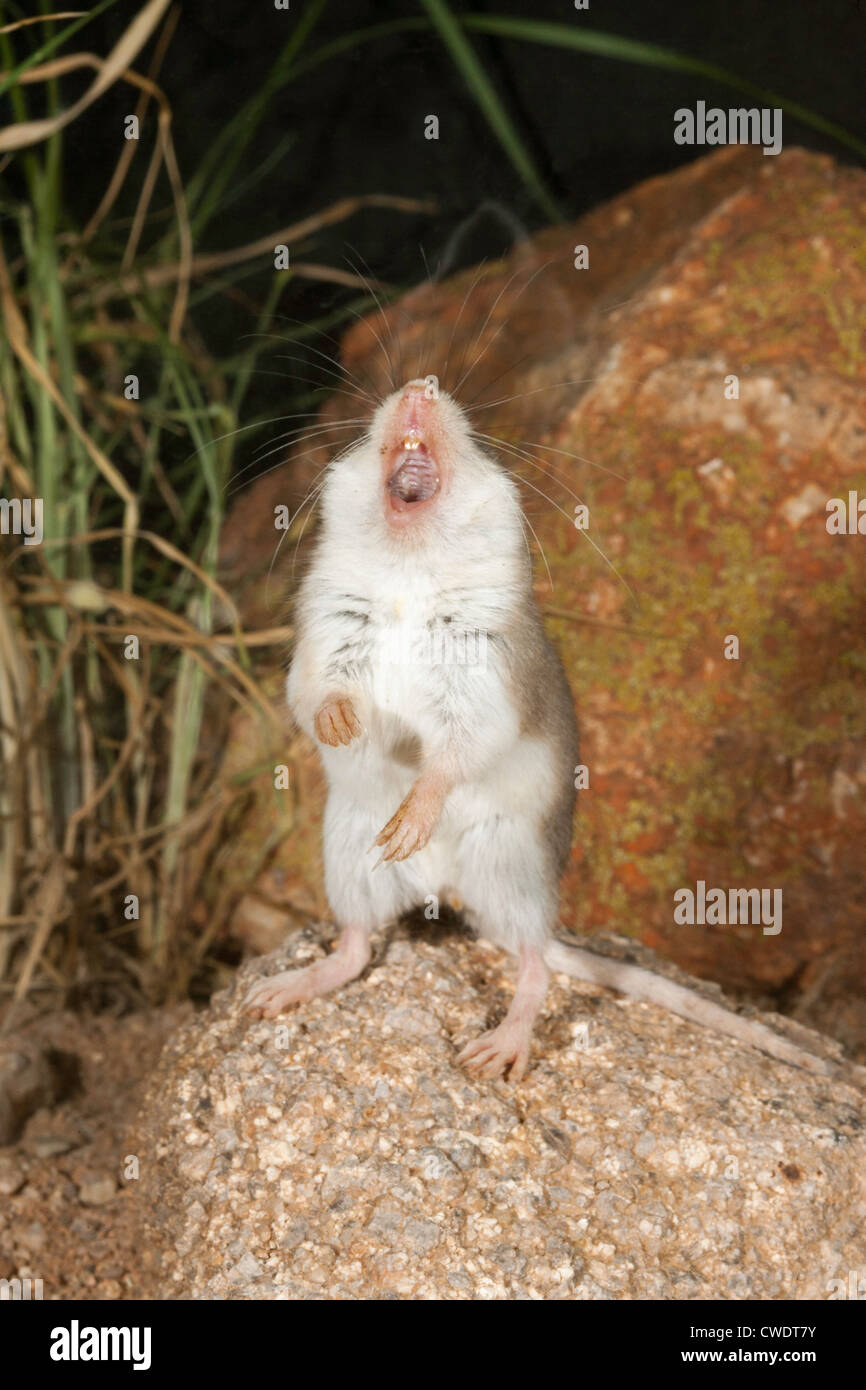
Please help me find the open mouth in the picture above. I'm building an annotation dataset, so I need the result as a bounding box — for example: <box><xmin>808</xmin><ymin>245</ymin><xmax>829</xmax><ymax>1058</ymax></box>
<box><xmin>387</xmin><ymin>437</ymin><xmax>440</xmax><ymax>507</ymax></box>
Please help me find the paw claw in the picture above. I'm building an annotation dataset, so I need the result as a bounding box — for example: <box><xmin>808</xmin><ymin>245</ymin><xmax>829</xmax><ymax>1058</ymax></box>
<box><xmin>314</xmin><ymin>697</ymin><xmax>362</xmax><ymax>748</ymax></box>
<box><xmin>243</xmin><ymin>968</ymin><xmax>315</xmax><ymax>1017</ymax></box>
<box><xmin>372</xmin><ymin>782</ymin><xmax>440</xmax><ymax>865</ymax></box>
<box><xmin>457</xmin><ymin>1025</ymin><xmax>530</xmax><ymax>1082</ymax></box>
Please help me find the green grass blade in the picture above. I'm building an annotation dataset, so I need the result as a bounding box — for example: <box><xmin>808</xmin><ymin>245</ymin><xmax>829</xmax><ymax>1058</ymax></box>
<box><xmin>462</xmin><ymin>15</ymin><xmax>866</xmax><ymax>163</ymax></box>
<box><xmin>419</xmin><ymin>0</ymin><xmax>562</xmax><ymax>222</ymax></box>
<box><xmin>213</xmin><ymin>132</ymin><xmax>298</xmax><ymax>219</ymax></box>
<box><xmin>288</xmin><ymin>17</ymin><xmax>428</xmax><ymax>80</ymax></box>
<box><xmin>0</xmin><ymin>0</ymin><xmax>119</xmax><ymax>99</ymax></box>
<box><xmin>185</xmin><ymin>0</ymin><xmax>329</xmax><ymax>238</ymax></box>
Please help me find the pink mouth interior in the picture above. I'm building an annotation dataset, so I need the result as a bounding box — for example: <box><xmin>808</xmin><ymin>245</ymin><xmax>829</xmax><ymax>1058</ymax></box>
<box><xmin>387</xmin><ymin>446</ymin><xmax>440</xmax><ymax>504</ymax></box>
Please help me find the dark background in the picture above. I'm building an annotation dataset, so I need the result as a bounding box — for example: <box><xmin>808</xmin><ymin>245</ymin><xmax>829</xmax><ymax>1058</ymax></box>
<box><xmin>67</xmin><ymin>3</ymin><xmax>866</xmax><ymax>228</ymax></box>
<box><xmin>7</xmin><ymin>0</ymin><xmax>866</xmax><ymax>415</ymax></box>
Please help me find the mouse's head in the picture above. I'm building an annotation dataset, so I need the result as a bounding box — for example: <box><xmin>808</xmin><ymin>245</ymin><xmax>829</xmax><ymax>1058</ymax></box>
<box><xmin>321</xmin><ymin>377</ymin><xmax>520</xmax><ymax>554</ymax></box>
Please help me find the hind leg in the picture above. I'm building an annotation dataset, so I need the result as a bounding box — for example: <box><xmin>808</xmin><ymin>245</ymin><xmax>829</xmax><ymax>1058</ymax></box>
<box><xmin>244</xmin><ymin>779</ymin><xmax>426</xmax><ymax>1019</ymax></box>
<box><xmin>458</xmin><ymin>944</ymin><xmax>549</xmax><ymax>1080</ymax></box>
<box><xmin>453</xmin><ymin>815</ymin><xmax>556</xmax><ymax>1079</ymax></box>
<box><xmin>244</xmin><ymin>919</ymin><xmax>370</xmax><ymax>1018</ymax></box>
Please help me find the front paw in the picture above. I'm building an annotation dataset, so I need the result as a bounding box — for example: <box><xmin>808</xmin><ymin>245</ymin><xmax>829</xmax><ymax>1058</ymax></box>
<box><xmin>314</xmin><ymin>696</ymin><xmax>362</xmax><ymax>747</ymax></box>
<box><xmin>371</xmin><ymin>782</ymin><xmax>441</xmax><ymax>865</ymax></box>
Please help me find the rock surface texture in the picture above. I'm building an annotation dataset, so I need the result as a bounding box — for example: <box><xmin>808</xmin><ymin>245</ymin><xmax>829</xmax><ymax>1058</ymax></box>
<box><xmin>135</xmin><ymin>926</ymin><xmax>866</xmax><ymax>1300</ymax></box>
<box><xmin>218</xmin><ymin>145</ymin><xmax>866</xmax><ymax>1052</ymax></box>
<box><xmin>151</xmin><ymin>148</ymin><xmax>866</xmax><ymax>1299</ymax></box>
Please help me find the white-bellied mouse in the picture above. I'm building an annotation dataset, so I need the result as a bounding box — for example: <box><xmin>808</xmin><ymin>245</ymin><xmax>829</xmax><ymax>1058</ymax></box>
<box><xmin>244</xmin><ymin>377</ymin><xmax>862</xmax><ymax>1087</ymax></box>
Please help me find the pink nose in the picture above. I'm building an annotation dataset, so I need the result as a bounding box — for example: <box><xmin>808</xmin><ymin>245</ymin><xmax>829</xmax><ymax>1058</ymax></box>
<box><xmin>396</xmin><ymin>381</ymin><xmax>435</xmax><ymax>433</ymax></box>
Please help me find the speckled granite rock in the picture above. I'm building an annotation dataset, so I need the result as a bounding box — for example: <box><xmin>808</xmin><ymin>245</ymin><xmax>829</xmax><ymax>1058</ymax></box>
<box><xmin>135</xmin><ymin>926</ymin><xmax>866</xmax><ymax>1299</ymax></box>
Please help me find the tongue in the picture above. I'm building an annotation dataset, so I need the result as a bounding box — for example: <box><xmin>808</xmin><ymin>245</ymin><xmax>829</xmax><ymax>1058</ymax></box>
<box><xmin>388</xmin><ymin>451</ymin><xmax>439</xmax><ymax>503</ymax></box>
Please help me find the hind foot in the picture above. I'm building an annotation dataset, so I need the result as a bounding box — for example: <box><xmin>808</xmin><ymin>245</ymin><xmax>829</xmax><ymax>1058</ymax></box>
<box><xmin>457</xmin><ymin>943</ymin><xmax>550</xmax><ymax>1081</ymax></box>
<box><xmin>244</xmin><ymin>923</ymin><xmax>370</xmax><ymax>1019</ymax></box>
<box><xmin>458</xmin><ymin>1019</ymin><xmax>534</xmax><ymax>1081</ymax></box>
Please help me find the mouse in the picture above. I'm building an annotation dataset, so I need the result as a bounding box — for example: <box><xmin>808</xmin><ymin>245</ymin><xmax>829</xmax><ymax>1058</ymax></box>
<box><xmin>244</xmin><ymin>376</ymin><xmax>863</xmax><ymax>1088</ymax></box>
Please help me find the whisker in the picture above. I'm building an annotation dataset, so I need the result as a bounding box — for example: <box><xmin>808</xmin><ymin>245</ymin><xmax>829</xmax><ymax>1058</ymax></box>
<box><xmin>249</xmin><ymin>424</ymin><xmax>364</xmax><ymax>471</ymax></box>
<box><xmin>344</xmin><ymin>297</ymin><xmax>397</xmax><ymax>395</ymax></box>
<box><xmin>517</xmin><ymin>507</ymin><xmax>553</xmax><ymax>592</ymax></box>
<box><xmin>236</xmin><ymin>421</ymin><xmax>365</xmax><ymax>486</ymax></box>
<box><xmin>244</xmin><ymin>367</ymin><xmax>373</xmax><ymax>412</ymax></box>
<box><xmin>239</xmin><ymin>328</ymin><xmax>379</xmax><ymax>404</ymax></box>
<box><xmin>342</xmin><ymin>248</ymin><xmax>402</xmax><ymax>391</ymax></box>
<box><xmin>250</xmin><ymin>418</ymin><xmax>367</xmax><ymax>463</ymax></box>
<box><xmin>287</xmin><ymin>431</ymin><xmax>366</xmax><ymax>585</ymax></box>
<box><xmin>452</xmin><ymin>259</ymin><xmax>549</xmax><ymax>400</ymax></box>
<box><xmin>261</xmin><ymin>309</ymin><xmax>389</xmax><ymax>406</ymax></box>
<box><xmin>513</xmin><ymin>507</ymin><xmax>535</xmax><ymax>576</ymax></box>
<box><xmin>472</xmin><ymin>432</ymin><xmax>588</xmax><ymax>507</ymax></box>
<box><xmin>602</xmin><ymin>295</ymin><xmax>645</xmax><ymax>315</ymax></box>
<box><xmin>264</xmin><ymin>429</ymin><xmax>363</xmax><ymax>606</ymax></box>
<box><xmin>269</xmin><ymin>351</ymin><xmax>377</xmax><ymax>404</ymax></box>
<box><xmin>452</xmin><ymin>259</ymin><xmax>533</xmax><ymax>396</ymax></box>
<box><xmin>441</xmin><ymin>257</ymin><xmax>488</xmax><ymax>394</ymax></box>
<box><xmin>488</xmin><ymin>451</ymin><xmax>638</xmax><ymax>606</ymax></box>
<box><xmin>265</xmin><ymin>475</ymin><xmax>329</xmax><ymax>607</ymax></box>
<box><xmin>465</xmin><ymin>375</ymin><xmax>618</xmax><ymax>417</ymax></box>
<box><xmin>414</xmin><ymin>242</ymin><xmax>442</xmax><ymax>383</ymax></box>
<box><xmin>475</xmin><ymin>433</ymin><xmax>624</xmax><ymax>595</ymax></box>
<box><xmin>460</xmin><ymin>350</ymin><xmax>534</xmax><ymax>410</ymax></box>
<box><xmin>473</xmin><ymin>424</ymin><xmax>626</xmax><ymax>482</ymax></box>
<box><xmin>516</xmin><ymin>437</ymin><xmax>627</xmax><ymax>484</ymax></box>
<box><xmin>289</xmin><ymin>482</ymin><xmax>328</xmax><ymax>583</ymax></box>
<box><xmin>179</xmin><ymin>410</ymin><xmax>336</xmax><ymax>472</ymax></box>
<box><xmin>228</xmin><ymin>427</ymin><xmax>365</xmax><ymax>499</ymax></box>
<box><xmin>284</xmin><ymin>463</ymin><xmax>335</xmax><ymax>537</ymax></box>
